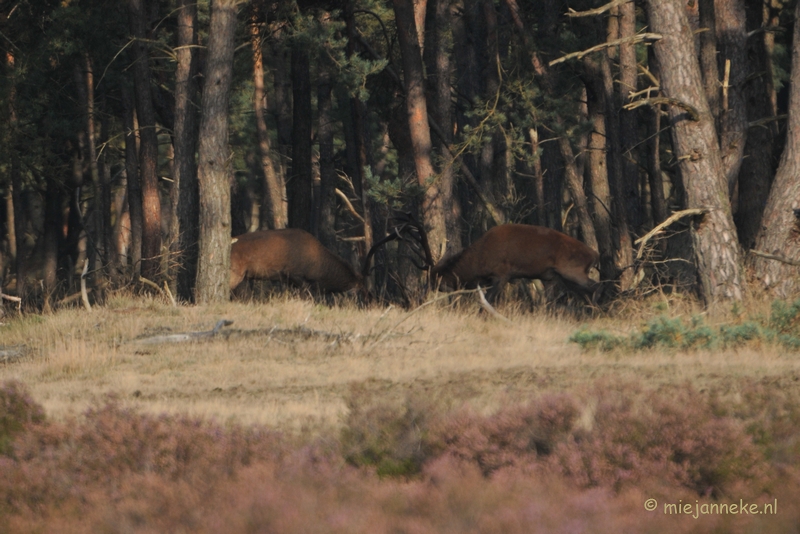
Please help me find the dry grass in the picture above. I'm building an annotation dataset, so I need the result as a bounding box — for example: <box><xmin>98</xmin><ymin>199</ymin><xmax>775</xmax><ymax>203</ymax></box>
<box><xmin>2</xmin><ymin>291</ymin><xmax>800</xmax><ymax>435</ymax></box>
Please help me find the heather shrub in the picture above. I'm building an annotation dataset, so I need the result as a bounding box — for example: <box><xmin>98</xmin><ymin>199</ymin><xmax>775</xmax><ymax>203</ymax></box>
<box><xmin>0</xmin><ymin>380</ymin><xmax>45</xmax><ymax>455</ymax></box>
<box><xmin>340</xmin><ymin>388</ymin><xmax>432</xmax><ymax>477</ymax></box>
<box><xmin>548</xmin><ymin>385</ymin><xmax>763</xmax><ymax>496</ymax></box>
<box><xmin>428</xmin><ymin>393</ymin><xmax>579</xmax><ymax>475</ymax></box>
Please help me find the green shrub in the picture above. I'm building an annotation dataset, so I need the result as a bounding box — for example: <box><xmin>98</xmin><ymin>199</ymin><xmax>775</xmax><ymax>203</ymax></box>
<box><xmin>571</xmin><ymin>299</ymin><xmax>800</xmax><ymax>352</ymax></box>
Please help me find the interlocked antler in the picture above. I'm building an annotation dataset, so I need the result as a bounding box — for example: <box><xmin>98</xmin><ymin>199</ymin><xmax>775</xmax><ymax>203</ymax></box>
<box><xmin>361</xmin><ymin>212</ymin><xmax>435</xmax><ymax>278</ymax></box>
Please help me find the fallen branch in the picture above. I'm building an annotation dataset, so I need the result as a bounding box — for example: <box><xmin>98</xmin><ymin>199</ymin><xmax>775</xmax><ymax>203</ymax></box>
<box><xmin>368</xmin><ymin>288</ymin><xmax>483</xmax><ymax>349</ymax></box>
<box><xmin>634</xmin><ymin>208</ymin><xmax>707</xmax><ymax>260</ymax></box>
<box><xmin>0</xmin><ymin>291</ymin><xmax>22</xmax><ymax>312</ymax></box>
<box><xmin>139</xmin><ymin>276</ymin><xmax>175</xmax><ymax>306</ymax></box>
<box><xmin>133</xmin><ymin>319</ymin><xmax>234</xmax><ymax>345</ymax></box>
<box><xmin>58</xmin><ymin>289</ymin><xmax>93</xmax><ymax>308</ymax></box>
<box><xmin>0</xmin><ymin>345</ymin><xmax>26</xmax><ymax>363</ymax></box>
<box><xmin>749</xmin><ymin>249</ymin><xmax>800</xmax><ymax>268</ymax></box>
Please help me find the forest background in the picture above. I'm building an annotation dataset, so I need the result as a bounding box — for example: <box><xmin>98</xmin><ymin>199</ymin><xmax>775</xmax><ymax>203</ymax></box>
<box><xmin>1</xmin><ymin>0</ymin><xmax>800</xmax><ymax>310</ymax></box>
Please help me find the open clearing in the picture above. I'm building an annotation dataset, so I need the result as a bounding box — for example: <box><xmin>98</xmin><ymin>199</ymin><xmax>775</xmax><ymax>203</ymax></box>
<box><xmin>2</xmin><ymin>293</ymin><xmax>799</xmax><ymax>433</ymax></box>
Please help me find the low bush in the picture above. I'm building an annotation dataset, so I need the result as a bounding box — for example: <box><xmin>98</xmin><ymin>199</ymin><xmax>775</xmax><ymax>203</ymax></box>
<box><xmin>571</xmin><ymin>298</ymin><xmax>800</xmax><ymax>351</ymax></box>
<box><xmin>1</xmin><ymin>379</ymin><xmax>797</xmax><ymax>532</ymax></box>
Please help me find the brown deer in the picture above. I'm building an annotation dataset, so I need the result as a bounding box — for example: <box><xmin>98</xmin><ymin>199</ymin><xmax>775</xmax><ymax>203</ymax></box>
<box><xmin>430</xmin><ymin>224</ymin><xmax>600</xmax><ymax>302</ymax></box>
<box><xmin>229</xmin><ymin>229</ymin><xmax>363</xmax><ymax>294</ymax></box>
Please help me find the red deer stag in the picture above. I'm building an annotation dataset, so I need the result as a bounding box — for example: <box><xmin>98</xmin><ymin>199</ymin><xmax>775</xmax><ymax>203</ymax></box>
<box><xmin>431</xmin><ymin>224</ymin><xmax>600</xmax><ymax>302</ymax></box>
<box><xmin>229</xmin><ymin>229</ymin><xmax>363</xmax><ymax>294</ymax></box>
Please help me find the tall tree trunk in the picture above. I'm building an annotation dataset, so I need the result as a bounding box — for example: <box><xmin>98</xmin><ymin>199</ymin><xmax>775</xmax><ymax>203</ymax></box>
<box><xmin>619</xmin><ymin>0</ymin><xmax>642</xmax><ymax>230</ymax></box>
<box><xmin>715</xmin><ymin>0</ymin><xmax>748</xmax><ymax>196</ymax></box>
<box><xmin>583</xmin><ymin>56</ymin><xmax>616</xmax><ymax>280</ymax></box>
<box><xmin>735</xmin><ymin>0</ymin><xmax>778</xmax><ymax>250</ymax></box>
<box><xmin>588</xmin><ymin>36</ymin><xmax>632</xmax><ymax>290</ymax></box>
<box><xmin>121</xmin><ymin>83</ymin><xmax>143</xmax><ymax>277</ymax></box>
<box><xmin>173</xmin><ymin>0</ymin><xmax>200</xmax><ymax>301</ymax></box>
<box><xmin>392</xmin><ymin>0</ymin><xmax>447</xmax><ymax>261</ymax></box>
<box><xmin>646</xmin><ymin>48</ymin><xmax>668</xmax><ymax>228</ymax></box>
<box><xmin>698</xmin><ymin>0</ymin><xmax>720</xmax><ymax>122</ymax></box>
<box><xmin>195</xmin><ymin>0</ymin><xmax>238</xmax><ymax>304</ymax></box>
<box><xmin>424</xmin><ymin>0</ymin><xmax>460</xmax><ymax>254</ymax></box>
<box><xmin>10</xmin><ymin>155</ymin><xmax>25</xmax><ymax>300</ymax></box>
<box><xmin>646</xmin><ymin>0</ymin><xmax>743</xmax><ymax>303</ymax></box>
<box><xmin>128</xmin><ymin>0</ymin><xmax>162</xmax><ymax>280</ymax></box>
<box><xmin>341</xmin><ymin>2</ymin><xmax>375</xmax><ymax>260</ymax></box>
<box><xmin>272</xmin><ymin>38</ymin><xmax>293</xmax><ymax>185</ymax></box>
<box><xmin>41</xmin><ymin>179</ymin><xmax>61</xmax><ymax>308</ymax></box>
<box><xmin>752</xmin><ymin>2</ymin><xmax>800</xmax><ymax>297</ymax></box>
<box><xmin>316</xmin><ymin>57</ymin><xmax>336</xmax><ymax>249</ymax></box>
<box><xmin>74</xmin><ymin>57</ymin><xmax>105</xmax><ymax>287</ymax></box>
<box><xmin>557</xmin><ymin>134</ymin><xmax>598</xmax><ymax>251</ymax></box>
<box><xmin>251</xmin><ymin>3</ymin><xmax>287</xmax><ymax>231</ymax></box>
<box><xmin>288</xmin><ymin>44</ymin><xmax>313</xmax><ymax>231</ymax></box>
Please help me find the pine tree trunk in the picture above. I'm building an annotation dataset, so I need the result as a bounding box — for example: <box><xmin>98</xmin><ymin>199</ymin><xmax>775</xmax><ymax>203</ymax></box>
<box><xmin>424</xmin><ymin>0</ymin><xmax>461</xmax><ymax>253</ymax></box>
<box><xmin>752</xmin><ymin>2</ymin><xmax>800</xmax><ymax>297</ymax></box>
<box><xmin>173</xmin><ymin>0</ymin><xmax>199</xmax><ymax>301</ymax></box>
<box><xmin>317</xmin><ymin>58</ymin><xmax>336</xmax><ymax>250</ymax></box>
<box><xmin>195</xmin><ymin>0</ymin><xmax>238</xmax><ymax>304</ymax></box>
<box><xmin>600</xmin><ymin>48</ymin><xmax>635</xmax><ymax>289</ymax></box>
<box><xmin>646</xmin><ymin>0</ymin><xmax>743</xmax><ymax>303</ymax></box>
<box><xmin>619</xmin><ymin>0</ymin><xmax>642</xmax><ymax>230</ymax></box>
<box><xmin>735</xmin><ymin>0</ymin><xmax>778</xmax><ymax>250</ymax></box>
<box><xmin>121</xmin><ymin>83</ymin><xmax>143</xmax><ymax>277</ymax></box>
<box><xmin>250</xmin><ymin>3</ymin><xmax>287</xmax><ymax>231</ymax></box>
<box><xmin>392</xmin><ymin>0</ymin><xmax>447</xmax><ymax>261</ymax></box>
<box><xmin>646</xmin><ymin>48</ymin><xmax>668</xmax><ymax>227</ymax></box>
<box><xmin>583</xmin><ymin>56</ymin><xmax>616</xmax><ymax>280</ymax></box>
<box><xmin>128</xmin><ymin>0</ymin><xmax>162</xmax><ymax>281</ymax></box>
<box><xmin>715</xmin><ymin>0</ymin><xmax>748</xmax><ymax>196</ymax></box>
<box><xmin>288</xmin><ymin>44</ymin><xmax>313</xmax><ymax>231</ymax></box>
<box><xmin>698</xmin><ymin>0</ymin><xmax>720</xmax><ymax>122</ymax></box>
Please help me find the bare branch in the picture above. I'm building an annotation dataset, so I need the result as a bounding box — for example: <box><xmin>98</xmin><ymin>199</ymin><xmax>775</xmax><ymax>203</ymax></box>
<box><xmin>623</xmin><ymin>97</ymin><xmax>700</xmax><ymax>121</ymax></box>
<box><xmin>566</xmin><ymin>0</ymin><xmax>632</xmax><ymax>18</ymax></box>
<box><xmin>549</xmin><ymin>33</ymin><xmax>661</xmax><ymax>67</ymax></box>
<box><xmin>634</xmin><ymin>208</ymin><xmax>707</xmax><ymax>259</ymax></box>
<box><xmin>749</xmin><ymin>250</ymin><xmax>800</xmax><ymax>268</ymax></box>
<box><xmin>334</xmin><ymin>187</ymin><xmax>365</xmax><ymax>224</ymax></box>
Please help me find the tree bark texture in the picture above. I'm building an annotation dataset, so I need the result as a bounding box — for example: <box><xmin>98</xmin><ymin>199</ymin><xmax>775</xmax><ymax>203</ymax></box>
<box><xmin>752</xmin><ymin>2</ymin><xmax>800</xmax><ymax>297</ymax></box>
<box><xmin>392</xmin><ymin>0</ymin><xmax>447</xmax><ymax>261</ymax></box>
<box><xmin>195</xmin><ymin>0</ymin><xmax>238</xmax><ymax>304</ymax></box>
<box><xmin>618</xmin><ymin>0</ymin><xmax>642</xmax><ymax>230</ymax></box>
<box><xmin>714</xmin><ymin>0</ymin><xmax>748</xmax><ymax>197</ymax></box>
<box><xmin>128</xmin><ymin>0</ymin><xmax>162</xmax><ymax>281</ymax></box>
<box><xmin>583</xmin><ymin>56</ymin><xmax>615</xmax><ymax>280</ymax></box>
<box><xmin>250</xmin><ymin>5</ymin><xmax>287</xmax><ymax>231</ymax></box>
<box><xmin>647</xmin><ymin>0</ymin><xmax>743</xmax><ymax>303</ymax></box>
<box><xmin>646</xmin><ymin>48</ymin><xmax>668</xmax><ymax>228</ymax></box>
<box><xmin>601</xmin><ymin>46</ymin><xmax>634</xmax><ymax>290</ymax></box>
<box><xmin>698</xmin><ymin>0</ymin><xmax>720</xmax><ymax>122</ymax></box>
<box><xmin>735</xmin><ymin>0</ymin><xmax>778</xmax><ymax>249</ymax></box>
<box><xmin>173</xmin><ymin>0</ymin><xmax>200</xmax><ymax>301</ymax></box>
<box><xmin>289</xmin><ymin>44</ymin><xmax>313</xmax><ymax>231</ymax></box>
<box><xmin>121</xmin><ymin>83</ymin><xmax>143</xmax><ymax>277</ymax></box>
<box><xmin>424</xmin><ymin>0</ymin><xmax>461</xmax><ymax>253</ymax></box>
<box><xmin>316</xmin><ymin>58</ymin><xmax>336</xmax><ymax>249</ymax></box>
